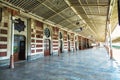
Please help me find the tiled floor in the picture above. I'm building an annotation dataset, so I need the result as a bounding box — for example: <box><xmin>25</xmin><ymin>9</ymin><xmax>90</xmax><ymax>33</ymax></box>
<box><xmin>113</xmin><ymin>48</ymin><xmax>120</xmax><ymax>64</ymax></box>
<box><xmin>0</xmin><ymin>47</ymin><xmax>120</xmax><ymax>80</ymax></box>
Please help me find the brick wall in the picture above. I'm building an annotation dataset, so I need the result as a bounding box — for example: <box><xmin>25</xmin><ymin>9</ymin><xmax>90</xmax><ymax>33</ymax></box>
<box><xmin>0</xmin><ymin>8</ymin><xmax>9</xmax><ymax>57</ymax></box>
<box><xmin>31</xmin><ymin>20</ymin><xmax>43</xmax><ymax>54</ymax></box>
<box><xmin>78</xmin><ymin>36</ymin><xmax>82</xmax><ymax>50</ymax></box>
<box><xmin>71</xmin><ymin>33</ymin><xmax>74</xmax><ymax>49</ymax></box>
<box><xmin>63</xmin><ymin>31</ymin><xmax>68</xmax><ymax>50</ymax></box>
<box><xmin>52</xmin><ymin>27</ymin><xmax>59</xmax><ymax>52</ymax></box>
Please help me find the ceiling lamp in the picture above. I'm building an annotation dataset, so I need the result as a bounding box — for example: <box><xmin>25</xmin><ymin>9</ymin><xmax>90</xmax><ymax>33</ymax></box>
<box><xmin>53</xmin><ymin>0</ymin><xmax>63</xmax><ymax>5</ymax></box>
<box><xmin>79</xmin><ymin>27</ymin><xmax>82</xmax><ymax>31</ymax></box>
<box><xmin>75</xmin><ymin>16</ymin><xmax>80</xmax><ymax>25</ymax></box>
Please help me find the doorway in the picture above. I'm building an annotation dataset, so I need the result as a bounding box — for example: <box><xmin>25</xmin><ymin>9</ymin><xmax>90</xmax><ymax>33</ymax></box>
<box><xmin>68</xmin><ymin>41</ymin><xmax>70</xmax><ymax>51</ymax></box>
<box><xmin>14</xmin><ymin>35</ymin><xmax>26</xmax><ymax>62</ymax></box>
<box><xmin>60</xmin><ymin>40</ymin><xmax>63</xmax><ymax>53</ymax></box>
<box><xmin>44</xmin><ymin>39</ymin><xmax>51</xmax><ymax>56</ymax></box>
<box><xmin>75</xmin><ymin>41</ymin><xmax>77</xmax><ymax>51</ymax></box>
<box><xmin>79</xmin><ymin>42</ymin><xmax>81</xmax><ymax>50</ymax></box>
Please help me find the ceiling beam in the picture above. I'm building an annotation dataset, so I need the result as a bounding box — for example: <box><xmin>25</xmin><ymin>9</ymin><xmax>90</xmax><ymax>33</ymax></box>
<box><xmin>30</xmin><ymin>0</ymin><xmax>47</xmax><ymax>12</ymax></box>
<box><xmin>71</xmin><ymin>4</ymin><xmax>108</xmax><ymax>7</ymax></box>
<box><xmin>0</xmin><ymin>0</ymin><xmax>20</xmax><ymax>11</ymax></box>
<box><xmin>44</xmin><ymin>7</ymin><xmax>69</xmax><ymax>20</ymax></box>
<box><xmin>86</xmin><ymin>13</ymin><xmax>107</xmax><ymax>16</ymax></box>
<box><xmin>67</xmin><ymin>0</ymin><xmax>97</xmax><ymax>37</ymax></box>
<box><xmin>85</xmin><ymin>0</ymin><xmax>98</xmax><ymax>34</ymax></box>
<box><xmin>55</xmin><ymin>15</ymin><xmax>77</xmax><ymax>24</ymax></box>
<box><xmin>42</xmin><ymin>2</ymin><xmax>80</xmax><ymax>28</ymax></box>
<box><xmin>65</xmin><ymin>22</ymin><xmax>86</xmax><ymax>29</ymax></box>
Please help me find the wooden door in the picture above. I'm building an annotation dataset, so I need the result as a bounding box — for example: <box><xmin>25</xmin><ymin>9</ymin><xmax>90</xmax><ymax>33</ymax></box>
<box><xmin>19</xmin><ymin>41</ymin><xmax>26</xmax><ymax>60</ymax></box>
<box><xmin>14</xmin><ymin>35</ymin><xmax>26</xmax><ymax>62</ymax></box>
<box><xmin>60</xmin><ymin>40</ymin><xmax>63</xmax><ymax>53</ymax></box>
<box><xmin>44</xmin><ymin>39</ymin><xmax>51</xmax><ymax>56</ymax></box>
<box><xmin>68</xmin><ymin>41</ymin><xmax>70</xmax><ymax>51</ymax></box>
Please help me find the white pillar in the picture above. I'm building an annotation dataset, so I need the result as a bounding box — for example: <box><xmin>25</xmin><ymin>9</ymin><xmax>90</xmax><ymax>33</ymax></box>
<box><xmin>108</xmin><ymin>21</ymin><xmax>113</xmax><ymax>59</ymax></box>
<box><xmin>10</xmin><ymin>16</ymin><xmax>15</xmax><ymax>69</ymax></box>
<box><xmin>27</xmin><ymin>18</ymin><xmax>31</xmax><ymax>60</ymax></box>
<box><xmin>108</xmin><ymin>23</ymin><xmax>112</xmax><ymax>49</ymax></box>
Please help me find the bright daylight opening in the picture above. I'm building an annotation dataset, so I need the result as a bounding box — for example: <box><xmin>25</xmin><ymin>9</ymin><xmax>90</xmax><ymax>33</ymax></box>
<box><xmin>112</xmin><ymin>24</ymin><xmax>120</xmax><ymax>64</ymax></box>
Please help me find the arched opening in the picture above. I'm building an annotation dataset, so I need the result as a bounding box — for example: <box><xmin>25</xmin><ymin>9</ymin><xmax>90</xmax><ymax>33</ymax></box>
<box><xmin>60</xmin><ymin>40</ymin><xmax>63</xmax><ymax>53</ymax></box>
<box><xmin>68</xmin><ymin>41</ymin><xmax>70</xmax><ymax>51</ymax></box>
<box><xmin>68</xmin><ymin>34</ymin><xmax>70</xmax><ymax>52</ymax></box>
<box><xmin>14</xmin><ymin>35</ymin><xmax>26</xmax><ymax>62</ymax></box>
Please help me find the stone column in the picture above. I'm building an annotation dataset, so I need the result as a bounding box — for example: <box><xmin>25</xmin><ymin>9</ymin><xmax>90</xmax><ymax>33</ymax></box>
<box><xmin>108</xmin><ymin>21</ymin><xmax>113</xmax><ymax>59</ymax></box>
<box><xmin>27</xmin><ymin>18</ymin><xmax>31</xmax><ymax>60</ymax></box>
<box><xmin>9</xmin><ymin>16</ymin><xmax>15</xmax><ymax>69</ymax></box>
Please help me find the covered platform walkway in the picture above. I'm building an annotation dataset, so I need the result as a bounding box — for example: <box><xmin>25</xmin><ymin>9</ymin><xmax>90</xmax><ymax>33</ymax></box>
<box><xmin>0</xmin><ymin>0</ymin><xmax>120</xmax><ymax>79</ymax></box>
<box><xmin>0</xmin><ymin>47</ymin><xmax>120</xmax><ymax>80</ymax></box>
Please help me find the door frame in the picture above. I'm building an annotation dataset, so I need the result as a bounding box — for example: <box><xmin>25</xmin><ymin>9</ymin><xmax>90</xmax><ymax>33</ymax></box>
<box><xmin>44</xmin><ymin>39</ymin><xmax>51</xmax><ymax>56</ymax></box>
<box><xmin>59</xmin><ymin>40</ymin><xmax>63</xmax><ymax>53</ymax></box>
<box><xmin>68</xmin><ymin>41</ymin><xmax>70</xmax><ymax>51</ymax></box>
<box><xmin>13</xmin><ymin>35</ymin><xmax>26</xmax><ymax>62</ymax></box>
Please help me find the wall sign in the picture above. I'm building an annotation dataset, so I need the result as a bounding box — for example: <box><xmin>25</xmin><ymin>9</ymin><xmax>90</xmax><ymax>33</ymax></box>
<box><xmin>44</xmin><ymin>28</ymin><xmax>50</xmax><ymax>38</ymax></box>
<box><xmin>14</xmin><ymin>18</ymin><xmax>26</xmax><ymax>32</ymax></box>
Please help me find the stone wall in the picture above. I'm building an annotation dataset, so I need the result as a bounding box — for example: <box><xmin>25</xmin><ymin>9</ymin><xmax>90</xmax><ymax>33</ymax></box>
<box><xmin>63</xmin><ymin>30</ymin><xmax>68</xmax><ymax>52</ymax></box>
<box><xmin>0</xmin><ymin>7</ymin><xmax>11</xmax><ymax>66</ymax></box>
<box><xmin>29</xmin><ymin>19</ymin><xmax>44</xmax><ymax>60</ymax></box>
<box><xmin>52</xmin><ymin>27</ymin><xmax>59</xmax><ymax>55</ymax></box>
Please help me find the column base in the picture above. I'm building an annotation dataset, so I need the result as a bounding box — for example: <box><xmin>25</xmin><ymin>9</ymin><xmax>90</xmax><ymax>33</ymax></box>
<box><xmin>110</xmin><ymin>49</ymin><xmax>113</xmax><ymax>59</ymax></box>
<box><xmin>9</xmin><ymin>55</ymin><xmax>14</xmax><ymax>69</ymax></box>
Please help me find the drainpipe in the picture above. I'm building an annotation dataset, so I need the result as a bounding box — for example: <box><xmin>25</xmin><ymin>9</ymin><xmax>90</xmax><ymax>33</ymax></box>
<box><xmin>105</xmin><ymin>26</ymin><xmax>110</xmax><ymax>55</ymax></box>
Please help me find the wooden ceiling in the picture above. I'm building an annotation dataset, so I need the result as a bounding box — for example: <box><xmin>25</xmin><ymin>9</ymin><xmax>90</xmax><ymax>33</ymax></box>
<box><xmin>0</xmin><ymin>0</ymin><xmax>118</xmax><ymax>42</ymax></box>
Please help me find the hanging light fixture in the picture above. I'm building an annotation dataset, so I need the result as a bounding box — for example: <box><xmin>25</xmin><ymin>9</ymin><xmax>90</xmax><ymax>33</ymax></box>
<box><xmin>75</xmin><ymin>17</ymin><xmax>80</xmax><ymax>25</ymax></box>
<box><xmin>79</xmin><ymin>27</ymin><xmax>82</xmax><ymax>31</ymax></box>
<box><xmin>76</xmin><ymin>21</ymin><xmax>80</xmax><ymax>25</ymax></box>
<box><xmin>53</xmin><ymin>0</ymin><xmax>63</xmax><ymax>5</ymax></box>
